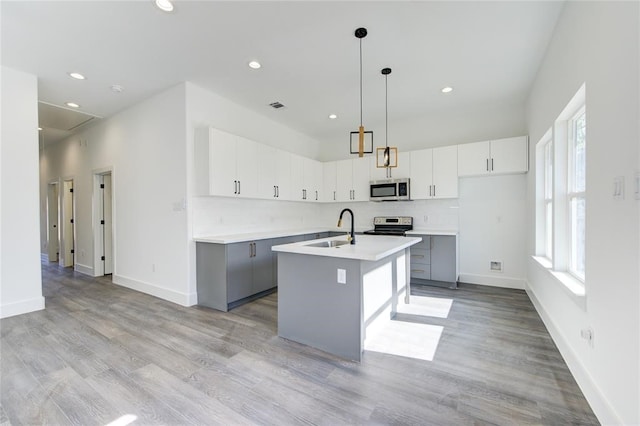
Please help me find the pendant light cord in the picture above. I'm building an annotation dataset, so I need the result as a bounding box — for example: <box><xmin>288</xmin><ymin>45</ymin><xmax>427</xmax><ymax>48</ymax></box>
<box><xmin>359</xmin><ymin>38</ymin><xmax>363</xmax><ymax>127</ymax></box>
<box><xmin>385</xmin><ymin>74</ymin><xmax>388</xmax><ymax>148</ymax></box>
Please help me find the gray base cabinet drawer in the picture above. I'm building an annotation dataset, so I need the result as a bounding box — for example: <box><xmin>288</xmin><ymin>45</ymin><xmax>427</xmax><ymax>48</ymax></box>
<box><xmin>410</xmin><ymin>265</ymin><xmax>432</xmax><ymax>280</ymax></box>
<box><xmin>409</xmin><ymin>234</ymin><xmax>457</xmax><ymax>287</ymax></box>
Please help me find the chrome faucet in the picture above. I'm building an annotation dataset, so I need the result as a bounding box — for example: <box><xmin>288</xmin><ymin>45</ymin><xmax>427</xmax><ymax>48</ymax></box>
<box><xmin>337</xmin><ymin>208</ymin><xmax>356</xmax><ymax>245</ymax></box>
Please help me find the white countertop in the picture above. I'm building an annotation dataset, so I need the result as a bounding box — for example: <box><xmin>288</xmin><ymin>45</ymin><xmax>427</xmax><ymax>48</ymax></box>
<box><xmin>272</xmin><ymin>234</ymin><xmax>422</xmax><ymax>262</ymax></box>
<box><xmin>193</xmin><ymin>228</ymin><xmax>331</xmax><ymax>244</ymax></box>
<box><xmin>407</xmin><ymin>229</ymin><xmax>458</xmax><ymax>236</ymax></box>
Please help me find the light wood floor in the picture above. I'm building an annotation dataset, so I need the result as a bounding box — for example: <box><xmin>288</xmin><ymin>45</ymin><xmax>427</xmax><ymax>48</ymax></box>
<box><xmin>1</xmin><ymin>262</ymin><xmax>599</xmax><ymax>425</ymax></box>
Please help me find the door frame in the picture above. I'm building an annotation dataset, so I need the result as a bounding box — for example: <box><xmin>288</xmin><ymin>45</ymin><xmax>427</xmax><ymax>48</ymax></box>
<box><xmin>92</xmin><ymin>167</ymin><xmax>115</xmax><ymax>277</ymax></box>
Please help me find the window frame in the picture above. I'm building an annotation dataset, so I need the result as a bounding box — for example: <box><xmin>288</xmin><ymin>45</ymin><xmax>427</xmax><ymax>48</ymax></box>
<box><xmin>567</xmin><ymin>106</ymin><xmax>586</xmax><ymax>281</ymax></box>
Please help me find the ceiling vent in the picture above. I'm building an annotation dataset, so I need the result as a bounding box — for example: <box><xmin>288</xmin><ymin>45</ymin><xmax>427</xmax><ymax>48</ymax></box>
<box><xmin>269</xmin><ymin>101</ymin><xmax>285</xmax><ymax>109</ymax></box>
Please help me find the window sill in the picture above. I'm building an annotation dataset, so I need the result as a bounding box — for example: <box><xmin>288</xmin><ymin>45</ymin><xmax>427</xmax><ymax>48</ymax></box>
<box><xmin>531</xmin><ymin>256</ymin><xmax>586</xmax><ymax>310</ymax></box>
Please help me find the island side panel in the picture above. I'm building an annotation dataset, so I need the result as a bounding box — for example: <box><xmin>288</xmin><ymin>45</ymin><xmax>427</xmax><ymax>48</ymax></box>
<box><xmin>277</xmin><ymin>252</ymin><xmax>363</xmax><ymax>361</ymax></box>
<box><xmin>196</xmin><ymin>242</ymin><xmax>229</xmax><ymax>312</ymax></box>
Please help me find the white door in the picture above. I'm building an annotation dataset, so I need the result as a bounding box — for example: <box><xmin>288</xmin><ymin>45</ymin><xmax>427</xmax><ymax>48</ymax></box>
<box><xmin>61</xmin><ymin>179</ymin><xmax>75</xmax><ymax>267</ymax></box>
<box><xmin>235</xmin><ymin>136</ymin><xmax>259</xmax><ymax>198</ymax></box>
<box><xmin>290</xmin><ymin>153</ymin><xmax>305</xmax><ymax>201</ymax></box>
<box><xmin>275</xmin><ymin>150</ymin><xmax>291</xmax><ymax>200</ymax></box>
<box><xmin>47</xmin><ymin>182</ymin><xmax>59</xmax><ymax>262</ymax></box>
<box><xmin>209</xmin><ymin>128</ymin><xmax>237</xmax><ymax>196</ymax></box>
<box><xmin>432</xmin><ymin>145</ymin><xmax>458</xmax><ymax>198</ymax></box>
<box><xmin>323</xmin><ymin>161</ymin><xmax>337</xmax><ymax>202</ymax></box>
<box><xmin>457</xmin><ymin>140</ymin><xmax>490</xmax><ymax>177</ymax></box>
<box><xmin>409</xmin><ymin>149</ymin><xmax>433</xmax><ymax>199</ymax></box>
<box><xmin>351</xmin><ymin>158</ymin><xmax>371</xmax><ymax>201</ymax></box>
<box><xmin>102</xmin><ymin>173</ymin><xmax>113</xmax><ymax>274</ymax></box>
<box><xmin>490</xmin><ymin>136</ymin><xmax>529</xmax><ymax>174</ymax></box>
<box><xmin>335</xmin><ymin>159</ymin><xmax>353</xmax><ymax>202</ymax></box>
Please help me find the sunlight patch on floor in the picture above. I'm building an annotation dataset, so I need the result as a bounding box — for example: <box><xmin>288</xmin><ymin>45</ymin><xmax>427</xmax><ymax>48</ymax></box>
<box><xmin>396</xmin><ymin>295</ymin><xmax>453</xmax><ymax>318</ymax></box>
<box><xmin>364</xmin><ymin>320</ymin><xmax>444</xmax><ymax>361</ymax></box>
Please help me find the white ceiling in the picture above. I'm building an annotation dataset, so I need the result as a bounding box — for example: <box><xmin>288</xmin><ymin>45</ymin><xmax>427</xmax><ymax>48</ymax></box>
<box><xmin>1</xmin><ymin>1</ymin><xmax>564</xmax><ymax>146</ymax></box>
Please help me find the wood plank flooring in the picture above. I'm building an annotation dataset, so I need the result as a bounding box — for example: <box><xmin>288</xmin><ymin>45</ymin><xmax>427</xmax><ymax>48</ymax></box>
<box><xmin>0</xmin><ymin>262</ymin><xmax>599</xmax><ymax>425</ymax></box>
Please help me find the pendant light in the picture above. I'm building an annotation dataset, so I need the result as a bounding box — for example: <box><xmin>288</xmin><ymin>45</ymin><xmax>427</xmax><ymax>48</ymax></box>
<box><xmin>350</xmin><ymin>27</ymin><xmax>373</xmax><ymax>157</ymax></box>
<box><xmin>376</xmin><ymin>67</ymin><xmax>398</xmax><ymax>175</ymax></box>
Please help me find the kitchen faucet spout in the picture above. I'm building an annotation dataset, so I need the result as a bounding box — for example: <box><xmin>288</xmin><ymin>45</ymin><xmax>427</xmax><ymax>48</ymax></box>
<box><xmin>337</xmin><ymin>208</ymin><xmax>356</xmax><ymax>245</ymax></box>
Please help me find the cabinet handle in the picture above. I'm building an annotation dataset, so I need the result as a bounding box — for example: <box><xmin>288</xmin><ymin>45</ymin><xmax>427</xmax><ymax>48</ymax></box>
<box><xmin>276</xmin><ymin>186</ymin><xmax>279</xmax><ymax>198</ymax></box>
<box><xmin>333</xmin><ymin>191</ymin><xmax>336</xmax><ymax>201</ymax></box>
<box><xmin>491</xmin><ymin>158</ymin><xmax>494</xmax><ymax>171</ymax></box>
<box><xmin>238</xmin><ymin>180</ymin><xmax>241</xmax><ymax>195</ymax></box>
<box><xmin>429</xmin><ymin>185</ymin><xmax>432</xmax><ymax>197</ymax></box>
<box><xmin>411</xmin><ymin>255</ymin><xmax>425</xmax><ymax>259</ymax></box>
<box><xmin>234</xmin><ymin>180</ymin><xmax>238</xmax><ymax>194</ymax></box>
<box><xmin>274</xmin><ymin>186</ymin><xmax>277</xmax><ymax>198</ymax></box>
<box><xmin>433</xmin><ymin>185</ymin><xmax>436</xmax><ymax>197</ymax></box>
<box><xmin>315</xmin><ymin>190</ymin><xmax>318</xmax><ymax>201</ymax></box>
<box><xmin>411</xmin><ymin>269</ymin><xmax>425</xmax><ymax>274</ymax></box>
<box><xmin>486</xmin><ymin>159</ymin><xmax>489</xmax><ymax>171</ymax></box>
<box><xmin>249</xmin><ymin>242</ymin><xmax>253</xmax><ymax>257</ymax></box>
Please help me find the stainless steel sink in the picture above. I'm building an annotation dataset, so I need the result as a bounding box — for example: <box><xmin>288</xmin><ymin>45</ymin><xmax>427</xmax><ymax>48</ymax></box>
<box><xmin>306</xmin><ymin>240</ymin><xmax>351</xmax><ymax>248</ymax></box>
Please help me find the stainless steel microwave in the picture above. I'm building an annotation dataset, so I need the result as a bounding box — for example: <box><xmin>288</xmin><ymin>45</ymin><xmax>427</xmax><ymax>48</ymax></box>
<box><xmin>369</xmin><ymin>178</ymin><xmax>410</xmax><ymax>201</ymax></box>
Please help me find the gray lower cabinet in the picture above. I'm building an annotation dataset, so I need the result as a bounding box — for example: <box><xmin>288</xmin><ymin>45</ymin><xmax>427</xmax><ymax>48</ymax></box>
<box><xmin>197</xmin><ymin>240</ymin><xmax>275</xmax><ymax>311</ymax></box>
<box><xmin>410</xmin><ymin>235</ymin><xmax>457</xmax><ymax>288</ymax></box>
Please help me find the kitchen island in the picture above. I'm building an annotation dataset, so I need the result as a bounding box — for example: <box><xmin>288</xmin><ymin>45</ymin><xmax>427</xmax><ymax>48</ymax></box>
<box><xmin>272</xmin><ymin>234</ymin><xmax>421</xmax><ymax>361</ymax></box>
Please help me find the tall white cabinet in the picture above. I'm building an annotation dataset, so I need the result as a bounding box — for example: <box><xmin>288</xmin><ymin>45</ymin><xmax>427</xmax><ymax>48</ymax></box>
<box><xmin>410</xmin><ymin>145</ymin><xmax>458</xmax><ymax>199</ymax></box>
<box><xmin>457</xmin><ymin>136</ymin><xmax>528</xmax><ymax>177</ymax></box>
<box><xmin>336</xmin><ymin>158</ymin><xmax>370</xmax><ymax>202</ymax></box>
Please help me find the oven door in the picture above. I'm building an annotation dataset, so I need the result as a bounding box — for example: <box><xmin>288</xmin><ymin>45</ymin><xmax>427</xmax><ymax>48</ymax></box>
<box><xmin>370</xmin><ymin>182</ymin><xmax>398</xmax><ymax>201</ymax></box>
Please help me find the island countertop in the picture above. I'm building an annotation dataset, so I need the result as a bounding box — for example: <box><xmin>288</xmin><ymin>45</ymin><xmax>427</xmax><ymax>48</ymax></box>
<box><xmin>272</xmin><ymin>234</ymin><xmax>422</xmax><ymax>262</ymax></box>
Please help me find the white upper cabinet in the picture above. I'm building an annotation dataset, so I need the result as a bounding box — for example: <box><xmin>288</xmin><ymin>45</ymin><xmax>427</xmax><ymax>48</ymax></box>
<box><xmin>194</xmin><ymin>127</ymin><xmax>258</xmax><ymax>198</ymax></box>
<box><xmin>304</xmin><ymin>158</ymin><xmax>323</xmax><ymax>202</ymax></box>
<box><xmin>369</xmin><ymin>151</ymin><xmax>411</xmax><ymax>181</ymax></box>
<box><xmin>323</xmin><ymin>161</ymin><xmax>337</xmax><ymax>202</ymax></box>
<box><xmin>458</xmin><ymin>136</ymin><xmax>528</xmax><ymax>177</ymax></box>
<box><xmin>258</xmin><ymin>146</ymin><xmax>291</xmax><ymax>200</ymax></box>
<box><xmin>410</xmin><ymin>145</ymin><xmax>458</xmax><ymax>199</ymax></box>
<box><xmin>336</xmin><ymin>158</ymin><xmax>370</xmax><ymax>202</ymax></box>
<box><xmin>290</xmin><ymin>153</ymin><xmax>305</xmax><ymax>201</ymax></box>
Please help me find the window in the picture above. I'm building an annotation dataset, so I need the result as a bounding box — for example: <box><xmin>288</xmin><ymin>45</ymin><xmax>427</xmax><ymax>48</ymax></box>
<box><xmin>568</xmin><ymin>107</ymin><xmax>586</xmax><ymax>280</ymax></box>
<box><xmin>534</xmin><ymin>84</ymin><xmax>586</xmax><ymax>294</ymax></box>
<box><xmin>543</xmin><ymin>139</ymin><xmax>553</xmax><ymax>260</ymax></box>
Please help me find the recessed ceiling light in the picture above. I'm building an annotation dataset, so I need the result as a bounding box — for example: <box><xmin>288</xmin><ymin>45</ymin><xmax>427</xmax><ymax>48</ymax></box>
<box><xmin>328</xmin><ymin>114</ymin><xmax>338</xmax><ymax>119</ymax></box>
<box><xmin>248</xmin><ymin>61</ymin><xmax>261</xmax><ymax>70</ymax></box>
<box><xmin>441</xmin><ymin>86</ymin><xmax>454</xmax><ymax>93</ymax></box>
<box><xmin>155</xmin><ymin>0</ymin><xmax>174</xmax><ymax>12</ymax></box>
<box><xmin>68</xmin><ymin>72</ymin><xmax>85</xmax><ymax>80</ymax></box>
<box><xmin>66</xmin><ymin>102</ymin><xmax>80</xmax><ymax>108</ymax></box>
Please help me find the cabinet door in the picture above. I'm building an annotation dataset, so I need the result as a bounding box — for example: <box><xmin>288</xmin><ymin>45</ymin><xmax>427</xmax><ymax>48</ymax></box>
<box><xmin>352</xmin><ymin>158</ymin><xmax>371</xmax><ymax>201</ymax></box>
<box><xmin>252</xmin><ymin>239</ymin><xmax>274</xmax><ymax>294</ymax></box>
<box><xmin>290</xmin><ymin>153</ymin><xmax>305</xmax><ymax>201</ymax></box>
<box><xmin>457</xmin><ymin>140</ymin><xmax>490</xmax><ymax>177</ymax></box>
<box><xmin>275</xmin><ymin>150</ymin><xmax>291</xmax><ymax>200</ymax></box>
<box><xmin>490</xmin><ymin>136</ymin><xmax>528</xmax><ymax>174</ymax></box>
<box><xmin>335</xmin><ymin>159</ymin><xmax>353</xmax><ymax>202</ymax></box>
<box><xmin>432</xmin><ymin>145</ymin><xmax>458</xmax><ymax>198</ymax></box>
<box><xmin>226</xmin><ymin>243</ymin><xmax>253</xmax><ymax>303</ymax></box>
<box><xmin>235</xmin><ymin>136</ymin><xmax>259</xmax><ymax>199</ymax></box>
<box><xmin>409</xmin><ymin>149</ymin><xmax>433</xmax><ymax>200</ymax></box>
<box><xmin>209</xmin><ymin>129</ymin><xmax>238</xmax><ymax>196</ymax></box>
<box><xmin>304</xmin><ymin>159</ymin><xmax>322</xmax><ymax>202</ymax></box>
<box><xmin>258</xmin><ymin>145</ymin><xmax>277</xmax><ymax>199</ymax></box>
<box><xmin>430</xmin><ymin>236</ymin><xmax>457</xmax><ymax>282</ymax></box>
<box><xmin>323</xmin><ymin>161</ymin><xmax>337</xmax><ymax>202</ymax></box>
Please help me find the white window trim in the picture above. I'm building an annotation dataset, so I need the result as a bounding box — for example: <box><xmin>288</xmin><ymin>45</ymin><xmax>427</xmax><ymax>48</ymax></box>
<box><xmin>567</xmin><ymin>106</ymin><xmax>586</xmax><ymax>282</ymax></box>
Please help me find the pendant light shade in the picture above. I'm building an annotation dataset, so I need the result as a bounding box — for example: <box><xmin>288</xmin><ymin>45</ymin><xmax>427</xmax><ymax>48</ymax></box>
<box><xmin>350</xmin><ymin>27</ymin><xmax>373</xmax><ymax>157</ymax></box>
<box><xmin>376</xmin><ymin>67</ymin><xmax>398</xmax><ymax>171</ymax></box>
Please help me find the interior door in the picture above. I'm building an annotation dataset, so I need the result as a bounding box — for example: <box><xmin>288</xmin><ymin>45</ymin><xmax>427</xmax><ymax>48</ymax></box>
<box><xmin>47</xmin><ymin>182</ymin><xmax>59</xmax><ymax>262</ymax></box>
<box><xmin>62</xmin><ymin>179</ymin><xmax>75</xmax><ymax>267</ymax></box>
<box><xmin>103</xmin><ymin>173</ymin><xmax>113</xmax><ymax>274</ymax></box>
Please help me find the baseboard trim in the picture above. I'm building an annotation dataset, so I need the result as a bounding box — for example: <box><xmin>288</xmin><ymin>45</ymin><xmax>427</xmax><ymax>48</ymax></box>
<box><xmin>74</xmin><ymin>263</ymin><xmax>94</xmax><ymax>276</ymax></box>
<box><xmin>112</xmin><ymin>274</ymin><xmax>196</xmax><ymax>307</ymax></box>
<box><xmin>525</xmin><ymin>281</ymin><xmax>622</xmax><ymax>425</ymax></box>
<box><xmin>458</xmin><ymin>273</ymin><xmax>525</xmax><ymax>289</ymax></box>
<box><xmin>0</xmin><ymin>297</ymin><xmax>45</xmax><ymax>319</ymax></box>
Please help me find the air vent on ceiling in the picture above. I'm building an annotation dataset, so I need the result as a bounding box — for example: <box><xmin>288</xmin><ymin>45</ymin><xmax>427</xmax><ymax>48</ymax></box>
<box><xmin>269</xmin><ymin>101</ymin><xmax>285</xmax><ymax>109</ymax></box>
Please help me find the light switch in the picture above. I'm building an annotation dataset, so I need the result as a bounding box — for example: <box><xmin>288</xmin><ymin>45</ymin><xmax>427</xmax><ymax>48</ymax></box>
<box><xmin>613</xmin><ymin>176</ymin><xmax>625</xmax><ymax>200</ymax></box>
<box><xmin>337</xmin><ymin>268</ymin><xmax>346</xmax><ymax>284</ymax></box>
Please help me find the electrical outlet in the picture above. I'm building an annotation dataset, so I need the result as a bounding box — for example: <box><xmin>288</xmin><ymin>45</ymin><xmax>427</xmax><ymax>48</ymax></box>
<box><xmin>490</xmin><ymin>261</ymin><xmax>503</xmax><ymax>272</ymax></box>
<box><xmin>337</xmin><ymin>269</ymin><xmax>346</xmax><ymax>284</ymax></box>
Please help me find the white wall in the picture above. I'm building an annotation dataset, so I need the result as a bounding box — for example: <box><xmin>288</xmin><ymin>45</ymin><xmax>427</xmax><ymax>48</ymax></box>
<box><xmin>525</xmin><ymin>2</ymin><xmax>639</xmax><ymax>424</ymax></box>
<box><xmin>1</xmin><ymin>67</ymin><xmax>44</xmax><ymax>318</ymax></box>
<box><xmin>318</xmin><ymin>100</ymin><xmax>527</xmax><ymax>161</ymax></box>
<box><xmin>39</xmin><ymin>84</ymin><xmax>193</xmax><ymax>306</ymax></box>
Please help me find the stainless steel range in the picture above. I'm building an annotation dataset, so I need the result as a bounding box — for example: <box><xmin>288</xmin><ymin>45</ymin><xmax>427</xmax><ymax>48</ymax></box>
<box><xmin>363</xmin><ymin>216</ymin><xmax>413</xmax><ymax>236</ymax></box>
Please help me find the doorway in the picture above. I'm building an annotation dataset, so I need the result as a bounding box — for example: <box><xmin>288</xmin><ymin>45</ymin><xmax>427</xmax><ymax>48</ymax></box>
<box><xmin>61</xmin><ymin>179</ymin><xmax>75</xmax><ymax>268</ymax></box>
<box><xmin>47</xmin><ymin>182</ymin><xmax>59</xmax><ymax>262</ymax></box>
<box><xmin>94</xmin><ymin>171</ymin><xmax>113</xmax><ymax>276</ymax></box>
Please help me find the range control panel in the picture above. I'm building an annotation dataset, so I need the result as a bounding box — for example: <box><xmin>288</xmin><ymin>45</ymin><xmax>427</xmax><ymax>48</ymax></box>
<box><xmin>373</xmin><ymin>216</ymin><xmax>413</xmax><ymax>226</ymax></box>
